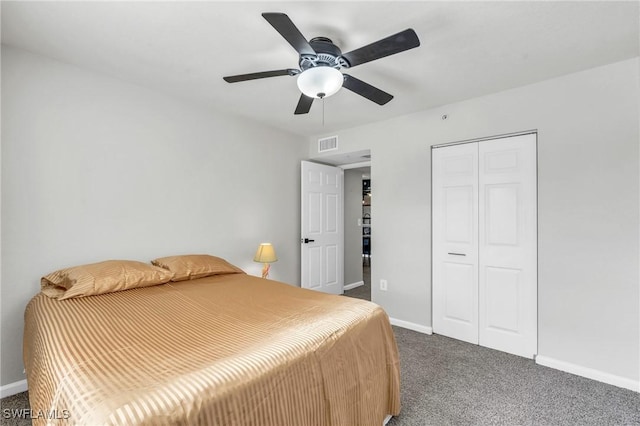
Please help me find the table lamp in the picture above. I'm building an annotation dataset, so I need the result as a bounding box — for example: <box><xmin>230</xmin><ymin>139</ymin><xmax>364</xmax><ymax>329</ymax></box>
<box><xmin>254</xmin><ymin>243</ymin><xmax>278</xmax><ymax>279</ymax></box>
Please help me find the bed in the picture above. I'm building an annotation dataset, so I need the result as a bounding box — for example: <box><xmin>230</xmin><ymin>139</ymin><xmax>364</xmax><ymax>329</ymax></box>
<box><xmin>24</xmin><ymin>256</ymin><xmax>400</xmax><ymax>425</ymax></box>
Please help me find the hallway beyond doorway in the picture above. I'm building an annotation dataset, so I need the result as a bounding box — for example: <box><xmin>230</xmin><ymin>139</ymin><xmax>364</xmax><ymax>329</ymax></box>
<box><xmin>344</xmin><ymin>265</ymin><xmax>370</xmax><ymax>301</ymax></box>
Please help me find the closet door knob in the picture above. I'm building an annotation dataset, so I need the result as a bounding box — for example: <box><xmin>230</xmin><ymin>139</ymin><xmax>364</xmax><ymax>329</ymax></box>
<box><xmin>447</xmin><ymin>252</ymin><xmax>466</xmax><ymax>256</ymax></box>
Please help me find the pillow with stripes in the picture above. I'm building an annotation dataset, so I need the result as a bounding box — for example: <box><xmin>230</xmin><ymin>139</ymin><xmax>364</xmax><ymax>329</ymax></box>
<box><xmin>41</xmin><ymin>260</ymin><xmax>175</xmax><ymax>300</ymax></box>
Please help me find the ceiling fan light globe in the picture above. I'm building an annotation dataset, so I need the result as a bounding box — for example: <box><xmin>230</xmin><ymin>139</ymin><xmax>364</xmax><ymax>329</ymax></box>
<box><xmin>296</xmin><ymin>67</ymin><xmax>343</xmax><ymax>99</ymax></box>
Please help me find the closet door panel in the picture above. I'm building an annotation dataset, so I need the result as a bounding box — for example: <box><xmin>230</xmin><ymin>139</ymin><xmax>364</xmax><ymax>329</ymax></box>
<box><xmin>444</xmin><ymin>262</ymin><xmax>475</xmax><ymax>323</ymax></box>
<box><xmin>485</xmin><ymin>266</ymin><xmax>521</xmax><ymax>333</ymax></box>
<box><xmin>485</xmin><ymin>184</ymin><xmax>519</xmax><ymax>247</ymax></box>
<box><xmin>479</xmin><ymin>134</ymin><xmax>537</xmax><ymax>358</ymax></box>
<box><xmin>432</xmin><ymin>143</ymin><xmax>479</xmax><ymax>344</ymax></box>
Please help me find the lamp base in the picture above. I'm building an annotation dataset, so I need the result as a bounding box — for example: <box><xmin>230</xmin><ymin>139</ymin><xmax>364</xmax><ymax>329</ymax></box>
<box><xmin>261</xmin><ymin>263</ymin><xmax>270</xmax><ymax>279</ymax></box>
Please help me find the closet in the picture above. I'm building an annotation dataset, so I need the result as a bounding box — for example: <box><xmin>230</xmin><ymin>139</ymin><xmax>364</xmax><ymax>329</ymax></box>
<box><xmin>431</xmin><ymin>133</ymin><xmax>537</xmax><ymax>359</ymax></box>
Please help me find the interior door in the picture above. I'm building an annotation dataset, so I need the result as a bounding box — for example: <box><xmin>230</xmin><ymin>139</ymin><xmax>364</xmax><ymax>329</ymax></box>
<box><xmin>478</xmin><ymin>134</ymin><xmax>537</xmax><ymax>358</ymax></box>
<box><xmin>301</xmin><ymin>161</ymin><xmax>344</xmax><ymax>294</ymax></box>
<box><xmin>432</xmin><ymin>143</ymin><xmax>479</xmax><ymax>344</ymax></box>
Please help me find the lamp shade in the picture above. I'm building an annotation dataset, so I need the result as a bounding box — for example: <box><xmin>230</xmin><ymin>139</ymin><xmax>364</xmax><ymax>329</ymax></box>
<box><xmin>296</xmin><ymin>66</ymin><xmax>343</xmax><ymax>99</ymax></box>
<box><xmin>253</xmin><ymin>243</ymin><xmax>278</xmax><ymax>263</ymax></box>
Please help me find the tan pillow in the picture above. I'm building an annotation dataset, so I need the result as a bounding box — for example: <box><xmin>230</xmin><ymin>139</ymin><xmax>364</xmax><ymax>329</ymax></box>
<box><xmin>151</xmin><ymin>254</ymin><xmax>244</xmax><ymax>282</ymax></box>
<box><xmin>41</xmin><ymin>260</ymin><xmax>175</xmax><ymax>300</ymax></box>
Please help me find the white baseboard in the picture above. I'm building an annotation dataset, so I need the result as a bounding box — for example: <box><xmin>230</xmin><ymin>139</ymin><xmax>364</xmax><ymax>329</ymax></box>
<box><xmin>383</xmin><ymin>414</ymin><xmax>392</xmax><ymax>425</ymax></box>
<box><xmin>344</xmin><ymin>281</ymin><xmax>364</xmax><ymax>291</ymax></box>
<box><xmin>389</xmin><ymin>317</ymin><xmax>433</xmax><ymax>335</ymax></box>
<box><xmin>535</xmin><ymin>355</ymin><xmax>639</xmax><ymax>393</ymax></box>
<box><xmin>1</xmin><ymin>379</ymin><xmax>28</xmax><ymax>398</ymax></box>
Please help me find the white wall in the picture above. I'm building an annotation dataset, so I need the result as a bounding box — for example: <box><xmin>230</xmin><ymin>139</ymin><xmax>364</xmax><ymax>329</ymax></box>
<box><xmin>344</xmin><ymin>169</ymin><xmax>363</xmax><ymax>286</ymax></box>
<box><xmin>1</xmin><ymin>46</ymin><xmax>306</xmax><ymax>386</ymax></box>
<box><xmin>309</xmin><ymin>58</ymin><xmax>640</xmax><ymax>386</ymax></box>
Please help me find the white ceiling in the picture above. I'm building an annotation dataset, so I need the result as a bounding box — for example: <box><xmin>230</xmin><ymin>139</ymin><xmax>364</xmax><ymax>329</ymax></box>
<box><xmin>2</xmin><ymin>1</ymin><xmax>638</xmax><ymax>137</ymax></box>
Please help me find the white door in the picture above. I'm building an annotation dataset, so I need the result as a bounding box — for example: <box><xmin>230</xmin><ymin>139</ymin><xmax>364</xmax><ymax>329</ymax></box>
<box><xmin>432</xmin><ymin>143</ymin><xmax>479</xmax><ymax>344</ymax></box>
<box><xmin>478</xmin><ymin>134</ymin><xmax>537</xmax><ymax>358</ymax></box>
<box><xmin>432</xmin><ymin>133</ymin><xmax>537</xmax><ymax>358</ymax></box>
<box><xmin>301</xmin><ymin>161</ymin><xmax>344</xmax><ymax>294</ymax></box>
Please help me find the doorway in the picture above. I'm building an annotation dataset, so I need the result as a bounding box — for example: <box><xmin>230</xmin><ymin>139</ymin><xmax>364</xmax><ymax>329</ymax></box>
<box><xmin>307</xmin><ymin>149</ymin><xmax>372</xmax><ymax>301</ymax></box>
<box><xmin>343</xmin><ymin>166</ymin><xmax>371</xmax><ymax>301</ymax></box>
<box><xmin>361</xmin><ymin>175</ymin><xmax>371</xmax><ymax>296</ymax></box>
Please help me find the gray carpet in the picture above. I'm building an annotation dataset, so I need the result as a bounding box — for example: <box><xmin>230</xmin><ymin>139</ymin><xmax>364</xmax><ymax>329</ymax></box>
<box><xmin>0</xmin><ymin>392</ymin><xmax>30</xmax><ymax>426</ymax></box>
<box><xmin>3</xmin><ymin>274</ymin><xmax>639</xmax><ymax>425</ymax></box>
<box><xmin>386</xmin><ymin>328</ymin><xmax>640</xmax><ymax>425</ymax></box>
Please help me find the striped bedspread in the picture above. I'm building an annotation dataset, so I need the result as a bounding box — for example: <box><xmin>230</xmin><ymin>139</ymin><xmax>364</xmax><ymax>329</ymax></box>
<box><xmin>24</xmin><ymin>273</ymin><xmax>401</xmax><ymax>425</ymax></box>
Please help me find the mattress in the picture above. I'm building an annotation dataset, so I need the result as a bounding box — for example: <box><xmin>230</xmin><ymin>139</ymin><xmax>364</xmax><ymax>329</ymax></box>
<box><xmin>24</xmin><ymin>273</ymin><xmax>401</xmax><ymax>425</ymax></box>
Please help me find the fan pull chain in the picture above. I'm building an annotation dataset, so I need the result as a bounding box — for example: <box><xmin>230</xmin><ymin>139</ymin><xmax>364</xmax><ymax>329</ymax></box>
<box><xmin>322</xmin><ymin>97</ymin><xmax>325</xmax><ymax>126</ymax></box>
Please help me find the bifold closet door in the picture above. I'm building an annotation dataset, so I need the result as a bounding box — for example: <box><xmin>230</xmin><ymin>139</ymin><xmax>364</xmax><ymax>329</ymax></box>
<box><xmin>432</xmin><ymin>134</ymin><xmax>537</xmax><ymax>358</ymax></box>
<box><xmin>478</xmin><ymin>134</ymin><xmax>537</xmax><ymax>358</ymax></box>
<box><xmin>432</xmin><ymin>142</ymin><xmax>479</xmax><ymax>345</ymax></box>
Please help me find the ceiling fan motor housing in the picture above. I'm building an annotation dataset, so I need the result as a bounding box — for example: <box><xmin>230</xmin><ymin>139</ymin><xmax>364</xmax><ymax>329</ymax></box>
<box><xmin>299</xmin><ymin>37</ymin><xmax>350</xmax><ymax>71</ymax></box>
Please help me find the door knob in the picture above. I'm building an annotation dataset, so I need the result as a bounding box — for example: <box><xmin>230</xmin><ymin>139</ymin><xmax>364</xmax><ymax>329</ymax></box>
<box><xmin>302</xmin><ymin>238</ymin><xmax>315</xmax><ymax>244</ymax></box>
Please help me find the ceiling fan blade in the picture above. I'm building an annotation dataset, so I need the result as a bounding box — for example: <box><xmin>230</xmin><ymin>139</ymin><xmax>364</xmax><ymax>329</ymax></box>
<box><xmin>262</xmin><ymin>13</ymin><xmax>316</xmax><ymax>56</ymax></box>
<box><xmin>342</xmin><ymin>74</ymin><xmax>394</xmax><ymax>105</ymax></box>
<box><xmin>341</xmin><ymin>29</ymin><xmax>420</xmax><ymax>68</ymax></box>
<box><xmin>223</xmin><ymin>69</ymin><xmax>298</xmax><ymax>83</ymax></box>
<box><xmin>294</xmin><ymin>94</ymin><xmax>314</xmax><ymax>115</ymax></box>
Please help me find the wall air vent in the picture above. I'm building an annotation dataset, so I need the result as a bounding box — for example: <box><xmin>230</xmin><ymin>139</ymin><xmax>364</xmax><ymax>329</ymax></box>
<box><xmin>318</xmin><ymin>136</ymin><xmax>338</xmax><ymax>152</ymax></box>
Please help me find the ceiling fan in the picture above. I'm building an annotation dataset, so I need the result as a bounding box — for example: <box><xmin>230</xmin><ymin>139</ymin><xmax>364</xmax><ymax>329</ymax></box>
<box><xmin>223</xmin><ymin>13</ymin><xmax>420</xmax><ymax>115</ymax></box>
